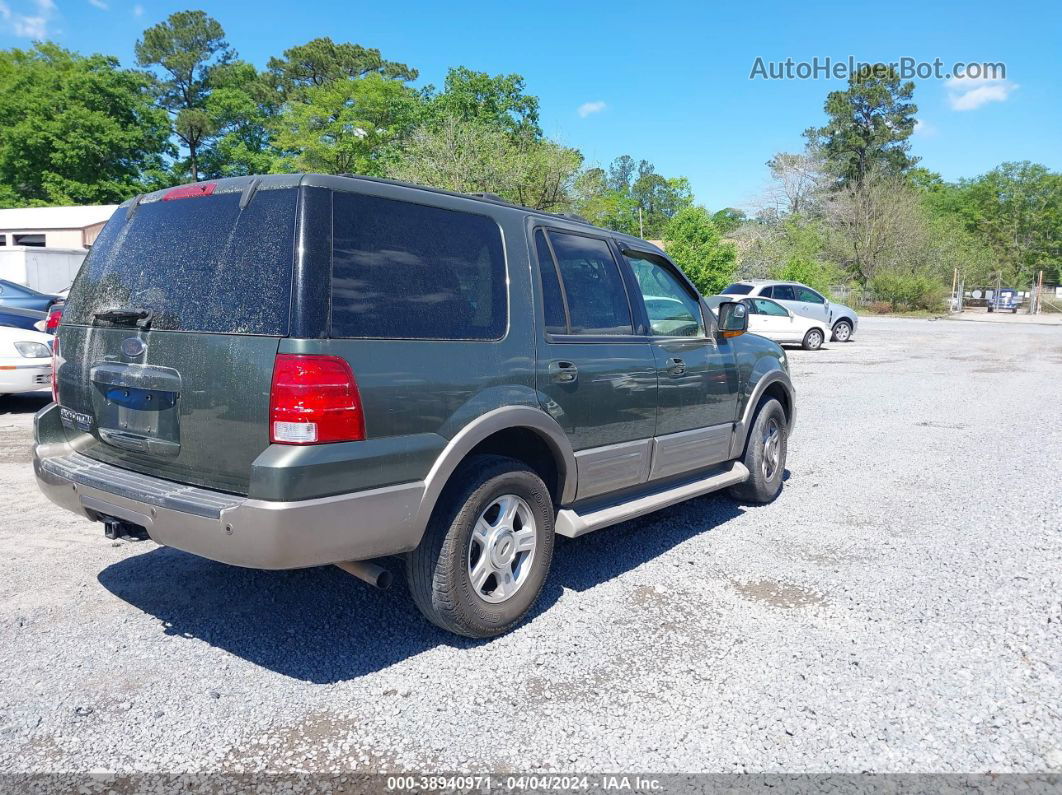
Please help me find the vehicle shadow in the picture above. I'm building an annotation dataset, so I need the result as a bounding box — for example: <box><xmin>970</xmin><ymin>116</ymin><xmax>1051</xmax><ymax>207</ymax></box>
<box><xmin>97</xmin><ymin>487</ymin><xmax>760</xmax><ymax>684</ymax></box>
<box><xmin>0</xmin><ymin>392</ymin><xmax>50</xmax><ymax>415</ymax></box>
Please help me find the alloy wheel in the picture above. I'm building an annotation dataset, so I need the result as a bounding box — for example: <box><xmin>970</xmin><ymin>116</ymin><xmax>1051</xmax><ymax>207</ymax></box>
<box><xmin>467</xmin><ymin>494</ymin><xmax>537</xmax><ymax>604</ymax></box>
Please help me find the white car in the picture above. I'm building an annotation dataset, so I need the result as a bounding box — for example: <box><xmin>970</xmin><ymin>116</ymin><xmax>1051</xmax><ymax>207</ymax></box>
<box><xmin>706</xmin><ymin>295</ymin><xmax>831</xmax><ymax>350</ymax></box>
<box><xmin>720</xmin><ymin>280</ymin><xmax>858</xmax><ymax>342</ymax></box>
<box><xmin>0</xmin><ymin>326</ymin><xmax>53</xmax><ymax>394</ymax></box>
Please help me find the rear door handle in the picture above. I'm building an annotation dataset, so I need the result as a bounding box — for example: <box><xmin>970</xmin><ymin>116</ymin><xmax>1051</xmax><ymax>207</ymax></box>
<box><xmin>665</xmin><ymin>357</ymin><xmax>686</xmax><ymax>377</ymax></box>
<box><xmin>549</xmin><ymin>360</ymin><xmax>578</xmax><ymax>384</ymax></box>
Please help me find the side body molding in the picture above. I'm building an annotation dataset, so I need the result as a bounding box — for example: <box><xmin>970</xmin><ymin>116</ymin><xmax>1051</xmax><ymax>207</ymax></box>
<box><xmin>413</xmin><ymin>405</ymin><xmax>579</xmax><ymax>532</ymax></box>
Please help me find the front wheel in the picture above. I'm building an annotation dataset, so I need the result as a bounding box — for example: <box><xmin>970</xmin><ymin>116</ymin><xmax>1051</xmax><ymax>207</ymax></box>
<box><xmin>802</xmin><ymin>328</ymin><xmax>824</xmax><ymax>350</ymax></box>
<box><xmin>832</xmin><ymin>320</ymin><xmax>853</xmax><ymax>342</ymax></box>
<box><xmin>728</xmin><ymin>398</ymin><xmax>787</xmax><ymax>504</ymax></box>
<box><xmin>406</xmin><ymin>455</ymin><xmax>555</xmax><ymax>638</ymax></box>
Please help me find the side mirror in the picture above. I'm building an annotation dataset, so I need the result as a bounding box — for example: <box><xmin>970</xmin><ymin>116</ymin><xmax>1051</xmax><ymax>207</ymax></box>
<box><xmin>717</xmin><ymin>301</ymin><xmax>748</xmax><ymax>339</ymax></box>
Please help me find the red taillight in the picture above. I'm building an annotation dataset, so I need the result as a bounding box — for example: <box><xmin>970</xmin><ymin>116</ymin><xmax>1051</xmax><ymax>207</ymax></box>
<box><xmin>162</xmin><ymin>182</ymin><xmax>217</xmax><ymax>201</ymax></box>
<box><xmin>269</xmin><ymin>354</ymin><xmax>364</xmax><ymax>445</ymax></box>
<box><xmin>46</xmin><ymin>305</ymin><xmax>63</xmax><ymax>333</ymax></box>
<box><xmin>51</xmin><ymin>336</ymin><xmax>59</xmax><ymax>404</ymax></box>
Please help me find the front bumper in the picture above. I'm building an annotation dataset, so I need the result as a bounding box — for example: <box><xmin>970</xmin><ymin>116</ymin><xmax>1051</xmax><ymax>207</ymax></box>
<box><xmin>33</xmin><ymin>405</ymin><xmax>425</xmax><ymax>569</ymax></box>
<box><xmin>0</xmin><ymin>362</ymin><xmax>51</xmax><ymax>393</ymax></box>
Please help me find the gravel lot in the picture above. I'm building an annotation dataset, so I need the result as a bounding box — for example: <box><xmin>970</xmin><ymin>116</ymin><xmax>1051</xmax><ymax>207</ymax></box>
<box><xmin>0</xmin><ymin>316</ymin><xmax>1059</xmax><ymax>775</ymax></box>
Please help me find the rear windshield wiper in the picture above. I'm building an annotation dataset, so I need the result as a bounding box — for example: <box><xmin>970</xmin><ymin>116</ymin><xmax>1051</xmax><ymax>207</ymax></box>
<box><xmin>93</xmin><ymin>308</ymin><xmax>152</xmax><ymax>327</ymax></box>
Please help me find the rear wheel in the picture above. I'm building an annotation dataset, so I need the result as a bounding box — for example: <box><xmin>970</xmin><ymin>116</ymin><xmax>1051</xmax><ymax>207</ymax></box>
<box><xmin>802</xmin><ymin>328</ymin><xmax>824</xmax><ymax>350</ymax></box>
<box><xmin>406</xmin><ymin>455</ymin><xmax>554</xmax><ymax>638</ymax></box>
<box><xmin>728</xmin><ymin>398</ymin><xmax>787</xmax><ymax>504</ymax></box>
<box><xmin>832</xmin><ymin>320</ymin><xmax>853</xmax><ymax>342</ymax></box>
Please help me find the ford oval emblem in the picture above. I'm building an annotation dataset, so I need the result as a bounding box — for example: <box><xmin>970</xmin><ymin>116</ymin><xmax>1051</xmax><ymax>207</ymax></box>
<box><xmin>121</xmin><ymin>337</ymin><xmax>146</xmax><ymax>357</ymax></box>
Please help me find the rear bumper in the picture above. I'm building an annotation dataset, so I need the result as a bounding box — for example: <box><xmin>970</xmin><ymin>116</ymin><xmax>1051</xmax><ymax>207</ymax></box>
<box><xmin>33</xmin><ymin>406</ymin><xmax>425</xmax><ymax>569</ymax></box>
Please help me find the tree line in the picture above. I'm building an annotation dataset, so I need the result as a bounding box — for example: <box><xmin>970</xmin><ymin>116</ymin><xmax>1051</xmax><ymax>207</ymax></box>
<box><xmin>0</xmin><ymin>11</ymin><xmax>1057</xmax><ymax>305</ymax></box>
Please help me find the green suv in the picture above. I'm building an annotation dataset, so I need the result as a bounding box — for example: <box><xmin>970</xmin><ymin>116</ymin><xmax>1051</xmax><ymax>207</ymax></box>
<box><xmin>34</xmin><ymin>174</ymin><xmax>795</xmax><ymax>637</ymax></box>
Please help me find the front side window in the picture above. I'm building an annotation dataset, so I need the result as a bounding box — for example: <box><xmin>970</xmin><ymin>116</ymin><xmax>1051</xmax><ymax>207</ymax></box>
<box><xmin>624</xmin><ymin>252</ymin><xmax>704</xmax><ymax>337</ymax></box>
<box><xmin>545</xmin><ymin>231</ymin><xmax>633</xmax><ymax>335</ymax></box>
<box><xmin>751</xmin><ymin>298</ymin><xmax>789</xmax><ymax>316</ymax></box>
<box><xmin>795</xmin><ymin>286</ymin><xmax>825</xmax><ymax>303</ymax></box>
<box><xmin>332</xmin><ymin>193</ymin><xmax>507</xmax><ymax>340</ymax></box>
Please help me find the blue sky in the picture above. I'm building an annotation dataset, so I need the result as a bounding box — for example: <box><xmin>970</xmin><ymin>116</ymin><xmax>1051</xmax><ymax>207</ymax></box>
<box><xmin>2</xmin><ymin>0</ymin><xmax>1060</xmax><ymax>211</ymax></box>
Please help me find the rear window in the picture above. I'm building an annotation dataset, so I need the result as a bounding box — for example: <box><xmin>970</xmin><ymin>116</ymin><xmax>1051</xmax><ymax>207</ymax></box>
<box><xmin>331</xmin><ymin>192</ymin><xmax>507</xmax><ymax>340</ymax></box>
<box><xmin>721</xmin><ymin>284</ymin><xmax>753</xmax><ymax>295</ymax></box>
<box><xmin>64</xmin><ymin>189</ymin><xmax>297</xmax><ymax>335</ymax></box>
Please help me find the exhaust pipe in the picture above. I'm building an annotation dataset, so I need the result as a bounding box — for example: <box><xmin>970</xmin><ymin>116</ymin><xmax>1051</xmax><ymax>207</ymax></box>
<box><xmin>335</xmin><ymin>560</ymin><xmax>392</xmax><ymax>590</ymax></box>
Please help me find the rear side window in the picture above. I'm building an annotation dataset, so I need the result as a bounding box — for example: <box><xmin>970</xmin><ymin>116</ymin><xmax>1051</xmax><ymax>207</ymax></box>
<box><xmin>721</xmin><ymin>284</ymin><xmax>753</xmax><ymax>295</ymax></box>
<box><xmin>534</xmin><ymin>230</ymin><xmax>567</xmax><ymax>335</ymax></box>
<box><xmin>331</xmin><ymin>192</ymin><xmax>507</xmax><ymax>340</ymax></box>
<box><xmin>771</xmin><ymin>285</ymin><xmax>796</xmax><ymax>301</ymax></box>
<box><xmin>544</xmin><ymin>231</ymin><xmax>633</xmax><ymax>335</ymax></box>
<box><xmin>64</xmin><ymin>189</ymin><xmax>297</xmax><ymax>335</ymax></box>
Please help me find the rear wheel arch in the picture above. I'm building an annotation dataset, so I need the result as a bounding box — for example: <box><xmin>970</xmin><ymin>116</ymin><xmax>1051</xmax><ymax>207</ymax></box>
<box><xmin>414</xmin><ymin>407</ymin><xmax>576</xmax><ymax>537</ymax></box>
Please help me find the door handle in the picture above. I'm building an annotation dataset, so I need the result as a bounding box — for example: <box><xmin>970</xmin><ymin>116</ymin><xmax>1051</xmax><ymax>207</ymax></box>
<box><xmin>665</xmin><ymin>357</ymin><xmax>686</xmax><ymax>377</ymax></box>
<box><xmin>549</xmin><ymin>360</ymin><xmax>578</xmax><ymax>384</ymax></box>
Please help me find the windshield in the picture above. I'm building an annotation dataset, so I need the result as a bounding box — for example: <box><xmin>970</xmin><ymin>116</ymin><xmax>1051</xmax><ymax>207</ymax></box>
<box><xmin>720</xmin><ymin>284</ymin><xmax>753</xmax><ymax>295</ymax></box>
<box><xmin>63</xmin><ymin>189</ymin><xmax>297</xmax><ymax>335</ymax></box>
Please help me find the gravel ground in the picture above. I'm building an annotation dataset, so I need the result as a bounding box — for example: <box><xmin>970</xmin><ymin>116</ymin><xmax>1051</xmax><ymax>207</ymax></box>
<box><xmin>0</xmin><ymin>316</ymin><xmax>1059</xmax><ymax>775</ymax></box>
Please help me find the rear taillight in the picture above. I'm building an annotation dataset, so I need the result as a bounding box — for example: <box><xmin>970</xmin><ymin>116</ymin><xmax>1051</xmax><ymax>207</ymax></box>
<box><xmin>51</xmin><ymin>336</ymin><xmax>59</xmax><ymax>404</ymax></box>
<box><xmin>269</xmin><ymin>354</ymin><xmax>364</xmax><ymax>445</ymax></box>
<box><xmin>46</xmin><ymin>305</ymin><xmax>63</xmax><ymax>333</ymax></box>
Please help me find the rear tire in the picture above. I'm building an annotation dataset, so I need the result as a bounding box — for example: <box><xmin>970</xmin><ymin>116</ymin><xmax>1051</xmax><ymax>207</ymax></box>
<box><xmin>728</xmin><ymin>398</ymin><xmax>787</xmax><ymax>505</ymax></box>
<box><xmin>831</xmin><ymin>320</ymin><xmax>853</xmax><ymax>342</ymax></box>
<box><xmin>802</xmin><ymin>328</ymin><xmax>824</xmax><ymax>350</ymax></box>
<box><xmin>406</xmin><ymin>455</ymin><xmax>554</xmax><ymax>638</ymax></box>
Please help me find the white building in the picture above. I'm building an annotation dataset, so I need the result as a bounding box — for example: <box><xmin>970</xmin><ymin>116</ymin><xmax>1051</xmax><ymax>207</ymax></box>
<box><xmin>0</xmin><ymin>205</ymin><xmax>118</xmax><ymax>293</ymax></box>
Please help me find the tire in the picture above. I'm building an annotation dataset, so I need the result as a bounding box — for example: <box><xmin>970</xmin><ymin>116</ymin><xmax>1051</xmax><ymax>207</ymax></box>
<box><xmin>831</xmin><ymin>319</ymin><xmax>853</xmax><ymax>342</ymax></box>
<box><xmin>406</xmin><ymin>454</ymin><xmax>555</xmax><ymax>638</ymax></box>
<box><xmin>728</xmin><ymin>398</ymin><xmax>787</xmax><ymax>505</ymax></box>
<box><xmin>987</xmin><ymin>306</ymin><xmax>994</xmax><ymax>313</ymax></box>
<box><xmin>802</xmin><ymin>328</ymin><xmax>824</xmax><ymax>351</ymax></box>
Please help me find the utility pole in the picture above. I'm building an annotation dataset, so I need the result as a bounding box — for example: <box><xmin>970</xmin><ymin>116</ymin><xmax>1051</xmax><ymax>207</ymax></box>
<box><xmin>638</xmin><ymin>206</ymin><xmax>644</xmax><ymax>239</ymax></box>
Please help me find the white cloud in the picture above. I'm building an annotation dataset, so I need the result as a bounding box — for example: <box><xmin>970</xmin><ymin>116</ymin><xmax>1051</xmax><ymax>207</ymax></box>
<box><xmin>88</xmin><ymin>0</ymin><xmax>109</xmax><ymax>9</ymax></box>
<box><xmin>132</xmin><ymin>2</ymin><xmax>143</xmax><ymax>15</ymax></box>
<box><xmin>0</xmin><ymin>0</ymin><xmax>56</xmax><ymax>37</ymax></box>
<box><xmin>945</xmin><ymin>76</ymin><xmax>1018</xmax><ymax>111</ymax></box>
<box><xmin>913</xmin><ymin>119</ymin><xmax>938</xmax><ymax>138</ymax></box>
<box><xmin>577</xmin><ymin>100</ymin><xmax>607</xmax><ymax>118</ymax></box>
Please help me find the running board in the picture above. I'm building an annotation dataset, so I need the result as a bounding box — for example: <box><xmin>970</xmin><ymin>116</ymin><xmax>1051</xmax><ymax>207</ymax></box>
<box><xmin>554</xmin><ymin>461</ymin><xmax>750</xmax><ymax>538</ymax></box>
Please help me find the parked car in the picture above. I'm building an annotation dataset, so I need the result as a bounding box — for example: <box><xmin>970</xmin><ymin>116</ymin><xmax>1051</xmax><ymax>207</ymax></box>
<box><xmin>705</xmin><ymin>295</ymin><xmax>830</xmax><ymax>350</ymax></box>
<box><xmin>0</xmin><ymin>325</ymin><xmax>52</xmax><ymax>394</ymax></box>
<box><xmin>987</xmin><ymin>288</ymin><xmax>1021</xmax><ymax>313</ymax></box>
<box><xmin>34</xmin><ymin>174</ymin><xmax>795</xmax><ymax>638</ymax></box>
<box><xmin>0</xmin><ymin>279</ymin><xmax>60</xmax><ymax>313</ymax></box>
<box><xmin>721</xmin><ymin>280</ymin><xmax>858</xmax><ymax>342</ymax></box>
<box><xmin>0</xmin><ymin>305</ymin><xmax>48</xmax><ymax>332</ymax></box>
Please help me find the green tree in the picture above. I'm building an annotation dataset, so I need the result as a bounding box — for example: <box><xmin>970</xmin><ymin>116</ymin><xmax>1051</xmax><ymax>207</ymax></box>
<box><xmin>711</xmin><ymin>208</ymin><xmax>747</xmax><ymax>236</ymax></box>
<box><xmin>267</xmin><ymin>37</ymin><xmax>417</xmax><ymax>99</ymax></box>
<box><xmin>944</xmin><ymin>162</ymin><xmax>1061</xmax><ymax>284</ymax></box>
<box><xmin>808</xmin><ymin>64</ymin><xmax>918</xmax><ymax>186</ymax></box>
<box><xmin>663</xmin><ymin>206</ymin><xmax>737</xmax><ymax>295</ymax></box>
<box><xmin>199</xmin><ymin>60</ymin><xmax>279</xmax><ymax>177</ymax></box>
<box><xmin>425</xmin><ymin>67</ymin><xmax>540</xmax><ymax>137</ymax></box>
<box><xmin>135</xmin><ymin>10</ymin><xmax>233</xmax><ymax>180</ymax></box>
<box><xmin>385</xmin><ymin>116</ymin><xmax>581</xmax><ymax>211</ymax></box>
<box><xmin>0</xmin><ymin>43</ymin><xmax>171</xmax><ymax>205</ymax></box>
<box><xmin>575</xmin><ymin>156</ymin><xmax>693</xmax><ymax>237</ymax></box>
<box><xmin>272</xmin><ymin>73</ymin><xmax>421</xmax><ymax>175</ymax></box>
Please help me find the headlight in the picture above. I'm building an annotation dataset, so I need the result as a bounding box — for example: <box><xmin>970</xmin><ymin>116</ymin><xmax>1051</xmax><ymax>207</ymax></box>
<box><xmin>14</xmin><ymin>341</ymin><xmax>51</xmax><ymax>358</ymax></box>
